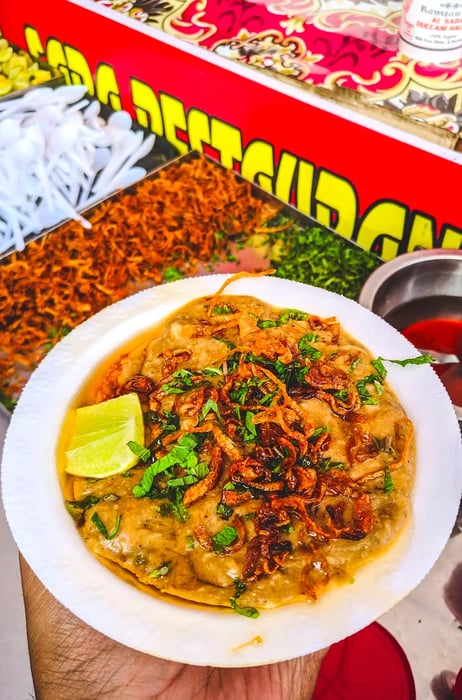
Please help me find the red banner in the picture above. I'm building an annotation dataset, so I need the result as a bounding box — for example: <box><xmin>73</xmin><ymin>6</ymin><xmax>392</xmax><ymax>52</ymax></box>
<box><xmin>1</xmin><ymin>0</ymin><xmax>461</xmax><ymax>257</ymax></box>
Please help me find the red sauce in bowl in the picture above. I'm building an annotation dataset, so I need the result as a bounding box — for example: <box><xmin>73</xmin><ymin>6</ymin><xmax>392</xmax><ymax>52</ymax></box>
<box><xmin>401</xmin><ymin>318</ymin><xmax>462</xmax><ymax>356</ymax></box>
<box><xmin>400</xmin><ymin>318</ymin><xmax>462</xmax><ymax>408</ymax></box>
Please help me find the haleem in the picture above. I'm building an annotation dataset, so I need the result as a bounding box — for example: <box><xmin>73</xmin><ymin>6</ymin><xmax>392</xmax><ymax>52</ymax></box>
<box><xmin>63</xmin><ymin>288</ymin><xmax>417</xmax><ymax>614</ymax></box>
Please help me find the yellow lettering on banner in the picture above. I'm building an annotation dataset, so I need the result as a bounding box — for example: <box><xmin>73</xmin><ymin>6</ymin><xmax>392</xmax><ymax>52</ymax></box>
<box><xmin>294</xmin><ymin>159</ymin><xmax>315</xmax><ymax>216</ymax></box>
<box><xmin>441</xmin><ymin>226</ymin><xmax>462</xmax><ymax>248</ymax></box>
<box><xmin>24</xmin><ymin>26</ymin><xmax>45</xmax><ymax>59</ymax></box>
<box><xmin>210</xmin><ymin>119</ymin><xmax>243</xmax><ymax>170</ymax></box>
<box><xmin>188</xmin><ymin>108</ymin><xmax>211</xmax><ymax>152</ymax></box>
<box><xmin>356</xmin><ymin>201</ymin><xmax>407</xmax><ymax>259</ymax></box>
<box><xmin>159</xmin><ymin>93</ymin><xmax>189</xmax><ymax>155</ymax></box>
<box><xmin>377</xmin><ymin>236</ymin><xmax>402</xmax><ymax>260</ymax></box>
<box><xmin>130</xmin><ymin>79</ymin><xmax>164</xmax><ymax>135</ymax></box>
<box><xmin>314</xmin><ymin>170</ymin><xmax>357</xmax><ymax>240</ymax></box>
<box><xmin>63</xmin><ymin>46</ymin><xmax>94</xmax><ymax>94</ymax></box>
<box><xmin>274</xmin><ymin>152</ymin><xmax>298</xmax><ymax>204</ymax></box>
<box><xmin>406</xmin><ymin>213</ymin><xmax>436</xmax><ymax>250</ymax></box>
<box><xmin>45</xmin><ymin>38</ymin><xmax>71</xmax><ymax>83</ymax></box>
<box><xmin>241</xmin><ymin>141</ymin><xmax>274</xmax><ymax>193</ymax></box>
<box><xmin>25</xmin><ymin>32</ymin><xmax>94</xmax><ymax>93</ymax></box>
<box><xmin>95</xmin><ymin>64</ymin><xmax>121</xmax><ymax>111</ymax></box>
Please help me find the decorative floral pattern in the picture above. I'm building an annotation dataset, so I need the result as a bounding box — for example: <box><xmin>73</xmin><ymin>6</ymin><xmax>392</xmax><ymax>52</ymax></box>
<box><xmin>94</xmin><ymin>0</ymin><xmax>462</xmax><ymax>134</ymax></box>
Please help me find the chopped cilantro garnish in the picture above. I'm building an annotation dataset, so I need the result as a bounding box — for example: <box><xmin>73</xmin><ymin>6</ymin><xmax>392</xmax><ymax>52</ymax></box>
<box><xmin>267</xmin><ymin>217</ymin><xmax>381</xmax><ymax>299</ymax></box>
<box><xmin>170</xmin><ymin>491</ymin><xmax>190</xmax><ymax>522</ymax></box>
<box><xmin>379</xmin><ymin>354</ymin><xmax>434</xmax><ymax>368</ymax></box>
<box><xmin>216</xmin><ymin>502</ymin><xmax>233</xmax><ymax>520</ymax></box>
<box><xmin>149</xmin><ymin>562</ymin><xmax>171</xmax><ymax>578</ymax></box>
<box><xmin>203</xmin><ymin>366</ymin><xmax>223</xmax><ymax>376</ymax></box>
<box><xmin>383</xmin><ymin>465</ymin><xmax>394</xmax><ymax>492</ymax></box>
<box><xmin>213</xmin><ymin>336</ymin><xmax>235</xmax><ymax>349</ymax></box>
<box><xmin>371</xmin><ymin>358</ymin><xmax>387</xmax><ymax>380</ymax></box>
<box><xmin>356</xmin><ymin>373</ymin><xmax>383</xmax><ymax>405</ymax></box>
<box><xmin>91</xmin><ymin>512</ymin><xmax>122</xmax><ymax>540</ymax></box>
<box><xmin>349</xmin><ymin>357</ymin><xmax>362</xmax><ymax>372</ymax></box>
<box><xmin>298</xmin><ymin>334</ymin><xmax>322</xmax><ymax>361</ymax></box>
<box><xmin>66</xmin><ymin>494</ymin><xmax>100</xmax><ymax>511</ymax></box>
<box><xmin>257</xmin><ymin>319</ymin><xmax>278</xmax><ymax>329</ymax></box>
<box><xmin>162</xmin><ymin>369</ymin><xmax>198</xmax><ymax>394</ymax></box>
<box><xmin>65</xmin><ymin>495</ymin><xmax>100</xmax><ymax>522</ymax></box>
<box><xmin>127</xmin><ymin>440</ymin><xmax>151</xmax><ymax>463</ymax></box>
<box><xmin>163</xmin><ymin>267</ymin><xmax>183</xmax><ymax>282</ymax></box>
<box><xmin>357</xmin><ymin>354</ymin><xmax>433</xmax><ymax>405</ymax></box>
<box><xmin>132</xmin><ymin>434</ymin><xmax>199</xmax><ymax>498</ymax></box>
<box><xmin>278</xmin><ymin>309</ymin><xmax>308</xmax><ymax>323</ymax></box>
<box><xmin>316</xmin><ymin>458</ymin><xmax>346</xmax><ymax>473</ymax></box>
<box><xmin>332</xmin><ymin>389</ymin><xmax>349</xmax><ymax>402</ymax></box>
<box><xmin>167</xmin><ymin>474</ymin><xmax>198</xmax><ymax>487</ymax></box>
<box><xmin>229</xmin><ymin>597</ymin><xmax>260</xmax><ymax>618</ymax></box>
<box><xmin>233</xmin><ymin>578</ymin><xmax>247</xmax><ymax>598</ymax></box>
<box><xmin>198</xmin><ymin>398</ymin><xmax>223</xmax><ymax>424</ymax></box>
<box><xmin>311</xmin><ymin>426</ymin><xmax>330</xmax><ymax>438</ymax></box>
<box><xmin>211</xmin><ymin>525</ymin><xmax>238</xmax><ymax>553</ymax></box>
<box><xmin>243</xmin><ymin>411</ymin><xmax>257</xmax><ymax>442</ymax></box>
<box><xmin>213</xmin><ymin>304</ymin><xmax>232</xmax><ymax>314</ymax></box>
<box><xmin>145</xmin><ymin>409</ymin><xmax>179</xmax><ymax>433</ymax></box>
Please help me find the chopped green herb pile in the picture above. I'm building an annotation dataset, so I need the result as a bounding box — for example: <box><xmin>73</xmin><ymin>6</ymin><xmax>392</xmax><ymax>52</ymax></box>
<box><xmin>265</xmin><ymin>215</ymin><xmax>382</xmax><ymax>300</ymax></box>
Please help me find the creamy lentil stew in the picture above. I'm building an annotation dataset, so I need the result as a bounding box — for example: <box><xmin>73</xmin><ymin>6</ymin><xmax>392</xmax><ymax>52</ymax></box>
<box><xmin>63</xmin><ymin>290</ymin><xmax>415</xmax><ymax>613</ymax></box>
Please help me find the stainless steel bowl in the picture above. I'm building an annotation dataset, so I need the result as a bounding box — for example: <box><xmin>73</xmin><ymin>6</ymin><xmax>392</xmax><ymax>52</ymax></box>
<box><xmin>358</xmin><ymin>249</ymin><xmax>462</xmax><ymax>325</ymax></box>
<box><xmin>359</xmin><ymin>249</ymin><xmax>462</xmax><ymax>421</ymax></box>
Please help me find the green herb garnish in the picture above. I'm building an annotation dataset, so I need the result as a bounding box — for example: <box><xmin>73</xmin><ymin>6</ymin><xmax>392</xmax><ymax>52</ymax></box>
<box><xmin>257</xmin><ymin>319</ymin><xmax>278</xmax><ymax>329</ymax></box>
<box><xmin>298</xmin><ymin>335</ymin><xmax>322</xmax><ymax>361</ymax></box>
<box><xmin>149</xmin><ymin>562</ymin><xmax>171</xmax><ymax>578</ymax></box>
<box><xmin>267</xmin><ymin>217</ymin><xmax>381</xmax><ymax>299</ymax></box>
<box><xmin>383</xmin><ymin>465</ymin><xmax>394</xmax><ymax>492</ymax></box>
<box><xmin>127</xmin><ymin>440</ymin><xmax>151</xmax><ymax>463</ymax></box>
<box><xmin>316</xmin><ymin>457</ymin><xmax>346</xmax><ymax>473</ymax></box>
<box><xmin>379</xmin><ymin>354</ymin><xmax>434</xmax><ymax>368</ymax></box>
<box><xmin>242</xmin><ymin>410</ymin><xmax>257</xmax><ymax>442</ymax></box>
<box><xmin>65</xmin><ymin>494</ymin><xmax>100</xmax><ymax>522</ymax></box>
<box><xmin>349</xmin><ymin>357</ymin><xmax>362</xmax><ymax>372</ymax></box>
<box><xmin>216</xmin><ymin>502</ymin><xmax>233</xmax><ymax>520</ymax></box>
<box><xmin>213</xmin><ymin>304</ymin><xmax>232</xmax><ymax>314</ymax></box>
<box><xmin>229</xmin><ymin>597</ymin><xmax>260</xmax><ymax>618</ymax></box>
<box><xmin>211</xmin><ymin>525</ymin><xmax>238</xmax><ymax>553</ymax></box>
<box><xmin>132</xmin><ymin>434</ymin><xmax>199</xmax><ymax>498</ymax></box>
<box><xmin>91</xmin><ymin>512</ymin><xmax>122</xmax><ymax>540</ymax></box>
<box><xmin>233</xmin><ymin>578</ymin><xmax>247</xmax><ymax>598</ymax></box>
<box><xmin>198</xmin><ymin>398</ymin><xmax>223</xmax><ymax>424</ymax></box>
<box><xmin>163</xmin><ymin>267</ymin><xmax>183</xmax><ymax>282</ymax></box>
<box><xmin>162</xmin><ymin>369</ymin><xmax>198</xmax><ymax>394</ymax></box>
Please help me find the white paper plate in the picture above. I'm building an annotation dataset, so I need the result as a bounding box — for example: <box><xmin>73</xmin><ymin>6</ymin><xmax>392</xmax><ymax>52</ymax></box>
<box><xmin>2</xmin><ymin>274</ymin><xmax>462</xmax><ymax>667</ymax></box>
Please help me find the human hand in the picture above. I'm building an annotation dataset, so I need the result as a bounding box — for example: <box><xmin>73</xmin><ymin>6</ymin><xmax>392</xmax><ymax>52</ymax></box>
<box><xmin>20</xmin><ymin>557</ymin><xmax>327</xmax><ymax>700</ymax></box>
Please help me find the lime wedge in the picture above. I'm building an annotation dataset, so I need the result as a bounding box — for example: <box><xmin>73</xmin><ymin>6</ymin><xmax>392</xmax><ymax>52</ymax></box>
<box><xmin>65</xmin><ymin>393</ymin><xmax>144</xmax><ymax>478</ymax></box>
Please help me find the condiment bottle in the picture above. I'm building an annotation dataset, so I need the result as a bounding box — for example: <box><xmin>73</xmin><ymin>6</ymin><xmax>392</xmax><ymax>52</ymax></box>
<box><xmin>399</xmin><ymin>0</ymin><xmax>462</xmax><ymax>63</ymax></box>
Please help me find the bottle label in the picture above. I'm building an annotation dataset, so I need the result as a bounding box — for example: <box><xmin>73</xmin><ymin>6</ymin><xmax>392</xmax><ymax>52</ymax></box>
<box><xmin>399</xmin><ymin>0</ymin><xmax>462</xmax><ymax>60</ymax></box>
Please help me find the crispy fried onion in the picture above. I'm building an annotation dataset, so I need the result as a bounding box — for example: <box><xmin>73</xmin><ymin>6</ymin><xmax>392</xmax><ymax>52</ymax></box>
<box><xmin>111</xmin><ymin>293</ymin><xmax>413</xmax><ymax>601</ymax></box>
<box><xmin>233</xmin><ymin>467</ymin><xmax>374</xmax><ymax>584</ymax></box>
<box><xmin>267</xmin><ymin>469</ymin><xmax>374</xmax><ymax>542</ymax></box>
<box><xmin>350</xmin><ymin>418</ymin><xmax>414</xmax><ymax>484</ymax></box>
<box><xmin>121</xmin><ymin>375</ymin><xmax>156</xmax><ymax>395</ymax></box>
<box><xmin>242</xmin><ymin>505</ymin><xmax>293</xmax><ymax>582</ymax></box>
